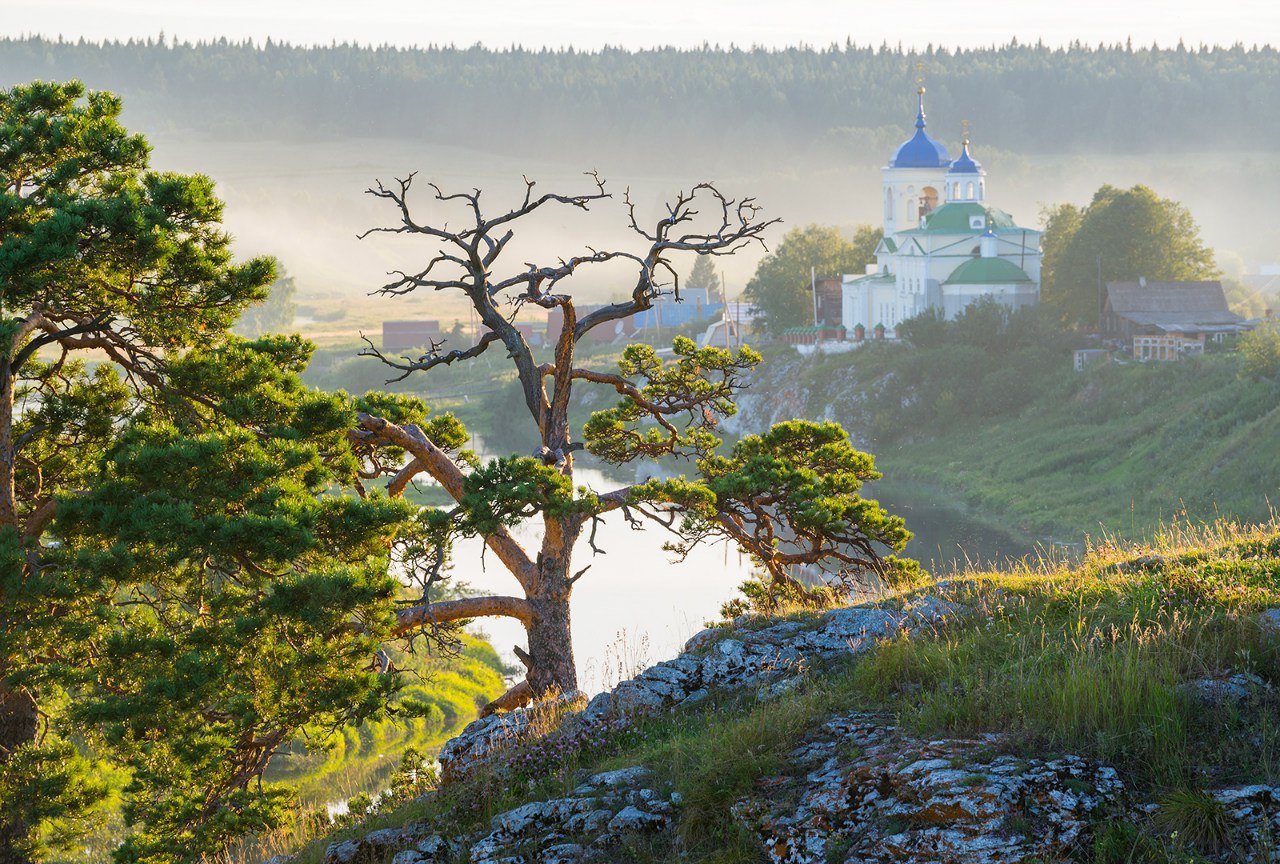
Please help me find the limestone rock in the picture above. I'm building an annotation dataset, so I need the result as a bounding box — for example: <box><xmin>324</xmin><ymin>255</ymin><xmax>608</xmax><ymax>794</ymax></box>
<box><xmin>735</xmin><ymin>713</ymin><xmax>1124</xmax><ymax>864</ymax></box>
<box><xmin>683</xmin><ymin>628</ymin><xmax>721</xmax><ymax>652</ymax></box>
<box><xmin>464</xmin><ymin>767</ymin><xmax>676</xmax><ymax>862</ymax></box>
<box><xmin>1181</xmin><ymin>671</ymin><xmax>1270</xmax><ymax>706</ymax></box>
<box><xmin>323</xmin><ymin>840</ymin><xmax>359</xmax><ymax>864</ymax></box>
<box><xmin>606</xmin><ymin>805</ymin><xmax>667</xmax><ymax>832</ymax></box>
<box><xmin>439</xmin><ymin>691</ymin><xmax>584</xmax><ymax>782</ymax></box>
<box><xmin>757</xmin><ymin>675</ymin><xmax>803</xmax><ymax>702</ymax></box>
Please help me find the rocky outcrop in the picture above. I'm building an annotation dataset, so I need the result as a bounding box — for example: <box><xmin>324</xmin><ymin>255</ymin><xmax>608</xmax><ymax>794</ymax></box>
<box><xmin>329</xmin><ymin>591</ymin><xmax>973</xmax><ymax>863</ymax></box>
<box><xmin>465</xmin><ymin>766</ymin><xmax>677</xmax><ymax>863</ymax></box>
<box><xmin>323</xmin><ymin>824</ymin><xmax>441</xmax><ymax>864</ymax></box>
<box><xmin>1179</xmin><ymin>671</ymin><xmax>1270</xmax><ymax>706</ymax></box>
<box><xmin>318</xmin><ymin>597</ymin><xmax>1280</xmax><ymax>864</ymax></box>
<box><xmin>325</xmin><ymin>766</ymin><xmax>676</xmax><ymax>864</ymax></box>
<box><xmin>588</xmin><ymin>594</ymin><xmax>965</xmax><ymax>722</ymax></box>
<box><xmin>437</xmin><ymin>690</ymin><xmax>586</xmax><ymax>784</ymax></box>
<box><xmin>438</xmin><ymin>593</ymin><xmax>968</xmax><ymax>783</ymax></box>
<box><xmin>734</xmin><ymin>713</ymin><xmax>1124</xmax><ymax>864</ymax></box>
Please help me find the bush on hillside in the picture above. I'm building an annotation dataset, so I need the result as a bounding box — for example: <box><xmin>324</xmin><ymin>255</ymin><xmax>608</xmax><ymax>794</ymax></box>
<box><xmin>1240</xmin><ymin>319</ymin><xmax>1280</xmax><ymax>381</ymax></box>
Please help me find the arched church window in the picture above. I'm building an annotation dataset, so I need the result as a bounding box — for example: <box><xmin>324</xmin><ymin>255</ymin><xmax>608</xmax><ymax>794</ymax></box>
<box><xmin>953</xmin><ymin>182</ymin><xmax>961</xmax><ymax>199</ymax></box>
<box><xmin>966</xmin><ymin>181</ymin><xmax>975</xmax><ymax>199</ymax></box>
<box><xmin>921</xmin><ymin>186</ymin><xmax>938</xmax><ymax>215</ymax></box>
<box><xmin>885</xmin><ymin>187</ymin><xmax>893</xmax><ymax>220</ymax></box>
<box><xmin>979</xmin><ymin>181</ymin><xmax>985</xmax><ymax>200</ymax></box>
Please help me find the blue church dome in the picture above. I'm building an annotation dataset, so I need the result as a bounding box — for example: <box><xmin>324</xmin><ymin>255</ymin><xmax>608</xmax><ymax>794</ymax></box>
<box><xmin>890</xmin><ymin>89</ymin><xmax>951</xmax><ymax>168</ymax></box>
<box><xmin>948</xmin><ymin>139</ymin><xmax>982</xmax><ymax>174</ymax></box>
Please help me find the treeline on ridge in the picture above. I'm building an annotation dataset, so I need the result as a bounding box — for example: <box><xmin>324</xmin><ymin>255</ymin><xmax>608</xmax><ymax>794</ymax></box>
<box><xmin>0</xmin><ymin>38</ymin><xmax>1275</xmax><ymax>159</ymax></box>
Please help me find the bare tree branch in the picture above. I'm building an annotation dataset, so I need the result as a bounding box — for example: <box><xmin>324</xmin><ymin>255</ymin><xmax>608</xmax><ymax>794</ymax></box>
<box><xmin>392</xmin><ymin>595</ymin><xmax>533</xmax><ymax>636</ymax></box>
<box><xmin>357</xmin><ymin>330</ymin><xmax>501</xmax><ymax>384</ymax></box>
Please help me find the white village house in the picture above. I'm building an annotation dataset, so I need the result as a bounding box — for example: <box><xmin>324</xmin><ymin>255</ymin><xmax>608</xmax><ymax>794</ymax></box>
<box><xmin>842</xmin><ymin>88</ymin><xmax>1042</xmax><ymax>335</ymax></box>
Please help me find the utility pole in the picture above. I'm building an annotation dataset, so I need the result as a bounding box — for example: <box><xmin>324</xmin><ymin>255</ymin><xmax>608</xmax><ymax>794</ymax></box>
<box><xmin>1096</xmin><ymin>254</ymin><xmax>1104</xmax><ymax>333</ymax></box>
<box><xmin>811</xmin><ymin>265</ymin><xmax>819</xmax><ymax>327</ymax></box>
<box><xmin>721</xmin><ymin>266</ymin><xmax>731</xmax><ymax>350</ymax></box>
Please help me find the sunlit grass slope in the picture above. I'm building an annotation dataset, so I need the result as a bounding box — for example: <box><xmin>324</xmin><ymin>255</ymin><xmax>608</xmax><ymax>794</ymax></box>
<box><xmin>265</xmin><ymin>634</ymin><xmax>509</xmax><ymax>806</ymax></box>
<box><xmin>770</xmin><ymin>341</ymin><xmax>1280</xmax><ymax>541</ymax></box>
<box><xmin>886</xmin><ymin>356</ymin><xmax>1280</xmax><ymax>539</ymax></box>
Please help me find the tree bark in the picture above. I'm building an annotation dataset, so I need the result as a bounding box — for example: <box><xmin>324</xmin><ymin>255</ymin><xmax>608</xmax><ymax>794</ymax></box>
<box><xmin>524</xmin><ymin>515</ymin><xmax>582</xmax><ymax>696</ymax></box>
<box><xmin>392</xmin><ymin>595</ymin><xmax>533</xmax><ymax>635</ymax></box>
<box><xmin>0</xmin><ymin>682</ymin><xmax>37</xmax><ymax>864</ymax></box>
<box><xmin>1</xmin><ymin>330</ymin><xmax>36</xmax><ymax>864</ymax></box>
<box><xmin>525</xmin><ymin>591</ymin><xmax>577</xmax><ymax>696</ymax></box>
<box><xmin>0</xmin><ymin>358</ymin><xmax>18</xmax><ymax>531</ymax></box>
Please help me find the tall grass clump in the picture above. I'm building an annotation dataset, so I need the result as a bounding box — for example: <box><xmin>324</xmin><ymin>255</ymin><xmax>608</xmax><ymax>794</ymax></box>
<box><xmin>851</xmin><ymin>518</ymin><xmax>1280</xmax><ymax>793</ymax></box>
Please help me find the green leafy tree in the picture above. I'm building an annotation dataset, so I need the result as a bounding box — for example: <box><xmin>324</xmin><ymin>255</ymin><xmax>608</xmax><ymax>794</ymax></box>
<box><xmin>899</xmin><ymin>307</ymin><xmax>948</xmax><ymax>348</ymax></box>
<box><xmin>1040</xmin><ymin>185</ymin><xmax>1218</xmax><ymax>327</ymax></box>
<box><xmin>744</xmin><ymin>224</ymin><xmax>881</xmax><ymax>333</ymax></box>
<box><xmin>352</xmin><ymin>177</ymin><xmax>914</xmax><ymax>713</ymax></box>
<box><xmin>1038</xmin><ymin>201</ymin><xmax>1083</xmax><ymax>317</ymax></box>
<box><xmin>234</xmin><ymin>267</ymin><xmax>297</xmax><ymax>337</ymax></box>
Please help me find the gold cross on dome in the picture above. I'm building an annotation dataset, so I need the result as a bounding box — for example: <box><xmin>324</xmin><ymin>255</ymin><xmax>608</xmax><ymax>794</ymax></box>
<box><xmin>962</xmin><ymin>119</ymin><xmax>971</xmax><ymax>144</ymax></box>
<box><xmin>915</xmin><ymin>62</ymin><xmax>925</xmax><ymax>93</ymax></box>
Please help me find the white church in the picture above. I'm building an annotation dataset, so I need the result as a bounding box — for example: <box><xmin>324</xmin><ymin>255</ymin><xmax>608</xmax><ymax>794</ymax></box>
<box><xmin>842</xmin><ymin>88</ymin><xmax>1042</xmax><ymax>334</ymax></box>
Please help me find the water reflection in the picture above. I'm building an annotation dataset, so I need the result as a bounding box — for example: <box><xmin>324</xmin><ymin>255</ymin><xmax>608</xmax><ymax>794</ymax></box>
<box><xmin>874</xmin><ymin>485</ymin><xmax>1075</xmax><ymax>574</ymax></box>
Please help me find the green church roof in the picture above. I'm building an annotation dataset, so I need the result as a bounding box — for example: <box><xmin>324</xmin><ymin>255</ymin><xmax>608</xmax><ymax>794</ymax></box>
<box><xmin>944</xmin><ymin>256</ymin><xmax>1034</xmax><ymax>286</ymax></box>
<box><xmin>910</xmin><ymin>202</ymin><xmax>1019</xmax><ymax>234</ymax></box>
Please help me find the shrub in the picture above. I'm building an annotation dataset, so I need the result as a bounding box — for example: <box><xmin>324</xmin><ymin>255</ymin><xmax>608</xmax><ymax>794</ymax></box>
<box><xmin>1239</xmin><ymin>319</ymin><xmax>1280</xmax><ymax>381</ymax></box>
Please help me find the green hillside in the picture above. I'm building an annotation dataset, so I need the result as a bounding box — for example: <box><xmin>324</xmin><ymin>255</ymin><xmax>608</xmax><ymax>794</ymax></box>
<box><xmin>752</xmin><ymin>326</ymin><xmax>1279</xmax><ymax>543</ymax></box>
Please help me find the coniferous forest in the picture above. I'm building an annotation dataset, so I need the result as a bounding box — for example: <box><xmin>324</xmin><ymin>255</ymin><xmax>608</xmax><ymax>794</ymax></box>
<box><xmin>0</xmin><ymin>37</ymin><xmax>1275</xmax><ymax>160</ymax></box>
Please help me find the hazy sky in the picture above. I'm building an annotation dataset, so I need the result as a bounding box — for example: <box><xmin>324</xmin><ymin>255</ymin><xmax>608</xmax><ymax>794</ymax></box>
<box><xmin>3</xmin><ymin>0</ymin><xmax>1277</xmax><ymax>50</ymax></box>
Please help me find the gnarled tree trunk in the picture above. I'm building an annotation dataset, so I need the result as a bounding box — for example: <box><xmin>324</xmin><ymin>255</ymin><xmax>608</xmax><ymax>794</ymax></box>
<box><xmin>0</xmin><ymin>681</ymin><xmax>37</xmax><ymax>864</ymax></box>
<box><xmin>522</xmin><ymin>510</ymin><xmax>583</xmax><ymax>696</ymax></box>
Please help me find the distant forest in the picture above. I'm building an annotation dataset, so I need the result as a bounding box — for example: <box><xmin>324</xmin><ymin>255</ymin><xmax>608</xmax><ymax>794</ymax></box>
<box><xmin>1</xmin><ymin>37</ymin><xmax>1276</xmax><ymax>161</ymax></box>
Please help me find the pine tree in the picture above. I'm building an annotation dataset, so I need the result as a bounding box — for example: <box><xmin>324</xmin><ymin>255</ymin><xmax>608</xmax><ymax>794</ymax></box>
<box><xmin>686</xmin><ymin>254</ymin><xmax>721</xmax><ymax>302</ymax></box>
<box><xmin>0</xmin><ymin>81</ymin><xmax>415</xmax><ymax>863</ymax></box>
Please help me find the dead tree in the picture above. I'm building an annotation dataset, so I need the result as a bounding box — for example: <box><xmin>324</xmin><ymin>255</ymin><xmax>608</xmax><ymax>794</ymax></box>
<box><xmin>352</xmin><ymin>174</ymin><xmax>913</xmax><ymax>713</ymax></box>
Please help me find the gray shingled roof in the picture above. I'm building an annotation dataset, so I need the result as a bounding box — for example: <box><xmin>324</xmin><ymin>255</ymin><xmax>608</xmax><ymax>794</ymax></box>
<box><xmin>1105</xmin><ymin>281</ymin><xmax>1245</xmax><ymax>329</ymax></box>
<box><xmin>1106</xmin><ymin>281</ymin><xmax>1232</xmax><ymax>314</ymax></box>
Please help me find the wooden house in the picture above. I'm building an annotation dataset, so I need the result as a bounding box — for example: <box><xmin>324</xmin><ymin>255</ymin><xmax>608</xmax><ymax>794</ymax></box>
<box><xmin>1100</xmin><ymin>280</ymin><xmax>1249</xmax><ymax>361</ymax></box>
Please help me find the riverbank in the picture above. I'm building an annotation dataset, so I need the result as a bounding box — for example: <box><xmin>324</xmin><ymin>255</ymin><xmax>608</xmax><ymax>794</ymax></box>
<box><xmin>868</xmin><ymin>477</ymin><xmax>1074</xmax><ymax>571</ymax></box>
